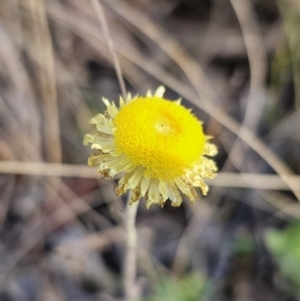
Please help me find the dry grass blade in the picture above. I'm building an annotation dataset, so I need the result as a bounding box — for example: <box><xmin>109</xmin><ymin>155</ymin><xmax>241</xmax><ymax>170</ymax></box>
<box><xmin>0</xmin><ymin>161</ymin><xmax>96</xmax><ymax>178</ymax></box>
<box><xmin>102</xmin><ymin>0</ymin><xmax>213</xmax><ymax>100</ymax></box>
<box><xmin>260</xmin><ymin>191</ymin><xmax>300</xmax><ymax>220</ymax></box>
<box><xmin>0</xmin><ymin>161</ymin><xmax>300</xmax><ymax>191</ymax></box>
<box><xmin>90</xmin><ymin>0</ymin><xmax>127</xmax><ymax>99</ymax></box>
<box><xmin>22</xmin><ymin>0</ymin><xmax>61</xmax><ymax>163</ymax></box>
<box><xmin>225</xmin><ymin>0</ymin><xmax>268</xmax><ymax>168</ymax></box>
<box><xmin>0</xmin><ymin>22</ymin><xmax>41</xmax><ymax>161</ymax></box>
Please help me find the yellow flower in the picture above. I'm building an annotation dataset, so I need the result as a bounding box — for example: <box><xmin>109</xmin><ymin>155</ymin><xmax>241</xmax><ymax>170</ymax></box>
<box><xmin>84</xmin><ymin>86</ymin><xmax>217</xmax><ymax>209</ymax></box>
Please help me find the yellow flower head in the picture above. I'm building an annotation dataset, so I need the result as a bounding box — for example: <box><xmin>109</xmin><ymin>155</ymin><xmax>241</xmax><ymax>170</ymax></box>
<box><xmin>84</xmin><ymin>87</ymin><xmax>217</xmax><ymax>209</ymax></box>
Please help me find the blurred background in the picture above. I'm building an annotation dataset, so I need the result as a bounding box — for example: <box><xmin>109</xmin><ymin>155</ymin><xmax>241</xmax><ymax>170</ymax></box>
<box><xmin>0</xmin><ymin>0</ymin><xmax>300</xmax><ymax>300</ymax></box>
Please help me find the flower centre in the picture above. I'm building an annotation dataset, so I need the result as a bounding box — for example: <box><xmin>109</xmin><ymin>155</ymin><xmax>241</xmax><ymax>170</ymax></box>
<box><xmin>114</xmin><ymin>97</ymin><xmax>205</xmax><ymax>180</ymax></box>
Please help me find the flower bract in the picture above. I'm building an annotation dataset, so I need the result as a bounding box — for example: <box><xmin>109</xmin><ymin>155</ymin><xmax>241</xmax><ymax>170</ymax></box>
<box><xmin>84</xmin><ymin>86</ymin><xmax>217</xmax><ymax>209</ymax></box>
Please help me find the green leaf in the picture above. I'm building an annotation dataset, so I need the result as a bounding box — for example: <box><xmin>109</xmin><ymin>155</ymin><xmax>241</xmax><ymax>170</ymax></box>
<box><xmin>142</xmin><ymin>273</ymin><xmax>206</xmax><ymax>301</ymax></box>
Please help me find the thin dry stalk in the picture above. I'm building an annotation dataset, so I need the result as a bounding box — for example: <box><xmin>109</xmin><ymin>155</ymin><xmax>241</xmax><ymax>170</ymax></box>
<box><xmin>260</xmin><ymin>191</ymin><xmax>300</xmax><ymax>220</ymax></box>
<box><xmin>47</xmin><ymin>1</ymin><xmax>144</xmax><ymax>92</ymax></box>
<box><xmin>124</xmin><ymin>200</ymin><xmax>139</xmax><ymax>301</ymax></box>
<box><xmin>0</xmin><ymin>22</ymin><xmax>41</xmax><ymax>161</ymax></box>
<box><xmin>226</xmin><ymin>0</ymin><xmax>268</xmax><ymax>168</ymax></box>
<box><xmin>1</xmin><ymin>161</ymin><xmax>300</xmax><ymax>191</ymax></box>
<box><xmin>0</xmin><ymin>161</ymin><xmax>96</xmax><ymax>177</ymax></box>
<box><xmin>102</xmin><ymin>0</ymin><xmax>212</xmax><ymax>101</ymax></box>
<box><xmin>22</xmin><ymin>0</ymin><xmax>61</xmax><ymax>163</ymax></box>
<box><xmin>90</xmin><ymin>0</ymin><xmax>127</xmax><ymax>99</ymax></box>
